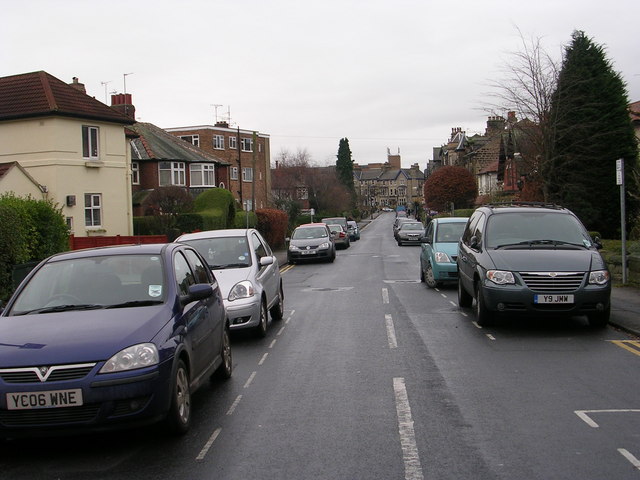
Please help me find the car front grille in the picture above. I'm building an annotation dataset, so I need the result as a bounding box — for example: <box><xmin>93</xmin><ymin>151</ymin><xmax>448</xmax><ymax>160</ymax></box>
<box><xmin>0</xmin><ymin>364</ymin><xmax>96</xmax><ymax>384</ymax></box>
<box><xmin>0</xmin><ymin>405</ymin><xmax>100</xmax><ymax>427</ymax></box>
<box><xmin>519</xmin><ymin>272</ymin><xmax>585</xmax><ymax>292</ymax></box>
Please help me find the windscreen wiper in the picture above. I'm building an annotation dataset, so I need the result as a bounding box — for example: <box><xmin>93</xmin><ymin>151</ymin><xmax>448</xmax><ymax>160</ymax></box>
<box><xmin>15</xmin><ymin>304</ymin><xmax>104</xmax><ymax>315</ymax></box>
<box><xmin>105</xmin><ymin>300</ymin><xmax>164</xmax><ymax>309</ymax></box>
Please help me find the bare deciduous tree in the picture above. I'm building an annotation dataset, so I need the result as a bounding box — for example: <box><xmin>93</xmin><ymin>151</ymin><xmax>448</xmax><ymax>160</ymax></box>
<box><xmin>483</xmin><ymin>28</ymin><xmax>560</xmax><ymax>200</ymax></box>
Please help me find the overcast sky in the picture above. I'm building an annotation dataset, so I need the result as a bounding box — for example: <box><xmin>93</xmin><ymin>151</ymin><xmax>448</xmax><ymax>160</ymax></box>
<box><xmin>2</xmin><ymin>0</ymin><xmax>638</xmax><ymax>169</ymax></box>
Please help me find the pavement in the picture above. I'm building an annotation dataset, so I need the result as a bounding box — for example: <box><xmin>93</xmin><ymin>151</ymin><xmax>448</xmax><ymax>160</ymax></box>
<box><xmin>275</xmin><ymin>218</ymin><xmax>640</xmax><ymax>337</ymax></box>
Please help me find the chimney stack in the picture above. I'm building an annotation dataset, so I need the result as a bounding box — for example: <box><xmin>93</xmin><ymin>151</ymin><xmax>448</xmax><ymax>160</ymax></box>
<box><xmin>110</xmin><ymin>93</ymin><xmax>136</xmax><ymax>120</ymax></box>
<box><xmin>69</xmin><ymin>77</ymin><xmax>86</xmax><ymax>94</ymax></box>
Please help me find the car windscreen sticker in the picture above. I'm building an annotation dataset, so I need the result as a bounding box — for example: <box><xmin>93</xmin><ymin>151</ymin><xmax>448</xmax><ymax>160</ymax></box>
<box><xmin>148</xmin><ymin>285</ymin><xmax>162</xmax><ymax>297</ymax></box>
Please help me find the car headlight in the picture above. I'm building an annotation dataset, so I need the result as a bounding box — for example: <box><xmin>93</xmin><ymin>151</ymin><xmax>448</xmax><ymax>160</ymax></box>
<box><xmin>434</xmin><ymin>252</ymin><xmax>451</xmax><ymax>263</ymax></box>
<box><xmin>229</xmin><ymin>280</ymin><xmax>255</xmax><ymax>301</ymax></box>
<box><xmin>486</xmin><ymin>270</ymin><xmax>515</xmax><ymax>285</ymax></box>
<box><xmin>100</xmin><ymin>343</ymin><xmax>159</xmax><ymax>373</ymax></box>
<box><xmin>289</xmin><ymin>245</ymin><xmax>300</xmax><ymax>251</ymax></box>
<box><xmin>318</xmin><ymin>242</ymin><xmax>330</xmax><ymax>250</ymax></box>
<box><xmin>589</xmin><ymin>270</ymin><xmax>610</xmax><ymax>285</ymax></box>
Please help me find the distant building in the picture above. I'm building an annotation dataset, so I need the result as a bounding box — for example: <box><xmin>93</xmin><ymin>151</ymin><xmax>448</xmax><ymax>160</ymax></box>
<box><xmin>165</xmin><ymin>122</ymin><xmax>272</xmax><ymax>211</ymax></box>
<box><xmin>353</xmin><ymin>149</ymin><xmax>425</xmax><ymax>212</ymax></box>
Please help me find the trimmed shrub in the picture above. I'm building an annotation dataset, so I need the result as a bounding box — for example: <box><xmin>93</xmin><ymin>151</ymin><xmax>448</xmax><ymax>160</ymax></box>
<box><xmin>234</xmin><ymin>211</ymin><xmax>257</xmax><ymax>229</ymax></box>
<box><xmin>0</xmin><ymin>194</ymin><xmax>68</xmax><ymax>302</ymax></box>
<box><xmin>256</xmin><ymin>209</ymin><xmax>288</xmax><ymax>248</ymax></box>
<box><xmin>194</xmin><ymin>188</ymin><xmax>235</xmax><ymax>227</ymax></box>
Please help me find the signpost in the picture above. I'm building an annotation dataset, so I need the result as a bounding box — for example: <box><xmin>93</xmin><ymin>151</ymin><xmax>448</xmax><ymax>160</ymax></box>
<box><xmin>616</xmin><ymin>159</ymin><xmax>627</xmax><ymax>284</ymax></box>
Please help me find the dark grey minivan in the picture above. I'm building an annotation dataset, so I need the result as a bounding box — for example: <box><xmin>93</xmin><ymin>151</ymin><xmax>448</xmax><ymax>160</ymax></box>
<box><xmin>457</xmin><ymin>203</ymin><xmax>611</xmax><ymax>327</ymax></box>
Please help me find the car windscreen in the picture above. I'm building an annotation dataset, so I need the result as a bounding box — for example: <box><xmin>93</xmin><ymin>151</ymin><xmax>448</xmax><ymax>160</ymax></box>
<box><xmin>435</xmin><ymin>222</ymin><xmax>467</xmax><ymax>242</ymax></box>
<box><xmin>292</xmin><ymin>227</ymin><xmax>328</xmax><ymax>239</ymax></box>
<box><xmin>485</xmin><ymin>212</ymin><xmax>593</xmax><ymax>248</ymax></box>
<box><xmin>9</xmin><ymin>254</ymin><xmax>166</xmax><ymax>315</ymax></box>
<box><xmin>400</xmin><ymin>223</ymin><xmax>423</xmax><ymax>231</ymax></box>
<box><xmin>183</xmin><ymin>237</ymin><xmax>252</xmax><ymax>269</ymax></box>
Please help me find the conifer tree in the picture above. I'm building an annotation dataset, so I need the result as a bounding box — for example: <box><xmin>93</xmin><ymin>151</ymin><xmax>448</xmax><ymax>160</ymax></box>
<box><xmin>547</xmin><ymin>30</ymin><xmax>639</xmax><ymax>237</ymax></box>
<box><xmin>336</xmin><ymin>138</ymin><xmax>354</xmax><ymax>192</ymax></box>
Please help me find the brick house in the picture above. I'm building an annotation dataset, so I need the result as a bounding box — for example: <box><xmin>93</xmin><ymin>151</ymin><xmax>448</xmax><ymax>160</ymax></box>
<box><xmin>165</xmin><ymin>122</ymin><xmax>272</xmax><ymax>211</ymax></box>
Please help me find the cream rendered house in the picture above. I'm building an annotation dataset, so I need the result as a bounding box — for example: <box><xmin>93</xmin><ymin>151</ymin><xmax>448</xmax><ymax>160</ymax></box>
<box><xmin>0</xmin><ymin>71</ymin><xmax>135</xmax><ymax>236</ymax></box>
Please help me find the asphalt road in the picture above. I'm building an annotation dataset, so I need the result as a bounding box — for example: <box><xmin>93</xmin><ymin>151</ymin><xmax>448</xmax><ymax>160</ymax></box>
<box><xmin>2</xmin><ymin>213</ymin><xmax>639</xmax><ymax>479</ymax></box>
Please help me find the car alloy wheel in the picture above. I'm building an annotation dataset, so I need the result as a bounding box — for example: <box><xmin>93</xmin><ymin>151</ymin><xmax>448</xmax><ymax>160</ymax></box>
<box><xmin>215</xmin><ymin>326</ymin><xmax>233</xmax><ymax>380</ymax></box>
<box><xmin>474</xmin><ymin>283</ymin><xmax>493</xmax><ymax>326</ymax></box>
<box><xmin>255</xmin><ymin>300</ymin><xmax>268</xmax><ymax>338</ymax></box>
<box><xmin>167</xmin><ymin>360</ymin><xmax>191</xmax><ymax>434</ymax></box>
<box><xmin>425</xmin><ymin>263</ymin><xmax>439</xmax><ymax>289</ymax></box>
<box><xmin>270</xmin><ymin>286</ymin><xmax>284</xmax><ymax>321</ymax></box>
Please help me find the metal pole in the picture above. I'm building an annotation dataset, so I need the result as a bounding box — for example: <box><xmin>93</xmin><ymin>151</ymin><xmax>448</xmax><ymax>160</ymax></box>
<box><xmin>618</xmin><ymin>158</ymin><xmax>627</xmax><ymax>284</ymax></box>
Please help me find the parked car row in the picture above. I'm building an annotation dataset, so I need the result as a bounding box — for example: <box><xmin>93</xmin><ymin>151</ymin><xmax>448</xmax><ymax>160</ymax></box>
<box><xmin>286</xmin><ymin>217</ymin><xmax>363</xmax><ymax>265</ymax></box>
<box><xmin>414</xmin><ymin>202</ymin><xmax>611</xmax><ymax>329</ymax></box>
<box><xmin>0</xmin><ymin>228</ymin><xmax>285</xmax><ymax>438</ymax></box>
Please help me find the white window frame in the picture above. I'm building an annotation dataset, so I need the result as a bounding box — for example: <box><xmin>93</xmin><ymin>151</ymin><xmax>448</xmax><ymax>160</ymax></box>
<box><xmin>190</xmin><ymin>163</ymin><xmax>216</xmax><ymax>187</ymax></box>
<box><xmin>242</xmin><ymin>167</ymin><xmax>254</xmax><ymax>182</ymax></box>
<box><xmin>84</xmin><ymin>193</ymin><xmax>102</xmax><ymax>227</ymax></box>
<box><xmin>82</xmin><ymin>125</ymin><xmax>99</xmax><ymax>159</ymax></box>
<box><xmin>228</xmin><ymin>136</ymin><xmax>237</xmax><ymax>149</ymax></box>
<box><xmin>131</xmin><ymin>161</ymin><xmax>140</xmax><ymax>185</ymax></box>
<box><xmin>179</xmin><ymin>135</ymin><xmax>199</xmax><ymax>147</ymax></box>
<box><xmin>213</xmin><ymin>135</ymin><xmax>224</xmax><ymax>150</ymax></box>
<box><xmin>159</xmin><ymin>161</ymin><xmax>186</xmax><ymax>186</ymax></box>
<box><xmin>241</xmin><ymin>138</ymin><xmax>253</xmax><ymax>152</ymax></box>
<box><xmin>230</xmin><ymin>167</ymin><xmax>238</xmax><ymax>180</ymax></box>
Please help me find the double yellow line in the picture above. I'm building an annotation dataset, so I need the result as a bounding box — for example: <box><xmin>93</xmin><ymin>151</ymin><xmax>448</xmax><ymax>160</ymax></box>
<box><xmin>609</xmin><ymin>340</ymin><xmax>640</xmax><ymax>356</ymax></box>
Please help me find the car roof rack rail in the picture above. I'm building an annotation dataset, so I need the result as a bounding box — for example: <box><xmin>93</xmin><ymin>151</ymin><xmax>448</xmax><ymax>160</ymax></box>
<box><xmin>483</xmin><ymin>201</ymin><xmax>564</xmax><ymax>210</ymax></box>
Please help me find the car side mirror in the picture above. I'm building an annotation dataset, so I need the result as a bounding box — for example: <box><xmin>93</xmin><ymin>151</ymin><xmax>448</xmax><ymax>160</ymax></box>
<box><xmin>469</xmin><ymin>236</ymin><xmax>480</xmax><ymax>250</ymax></box>
<box><xmin>181</xmin><ymin>283</ymin><xmax>213</xmax><ymax>306</ymax></box>
<box><xmin>593</xmin><ymin>236</ymin><xmax>603</xmax><ymax>249</ymax></box>
<box><xmin>260</xmin><ymin>256</ymin><xmax>275</xmax><ymax>267</ymax></box>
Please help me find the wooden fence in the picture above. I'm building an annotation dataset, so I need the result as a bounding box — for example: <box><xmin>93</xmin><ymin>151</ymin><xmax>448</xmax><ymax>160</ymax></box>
<box><xmin>69</xmin><ymin>234</ymin><xmax>168</xmax><ymax>250</ymax></box>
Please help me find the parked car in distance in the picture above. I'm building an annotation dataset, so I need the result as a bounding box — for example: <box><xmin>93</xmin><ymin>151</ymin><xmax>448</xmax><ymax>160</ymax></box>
<box><xmin>420</xmin><ymin>217</ymin><xmax>468</xmax><ymax>288</ymax></box>
<box><xmin>396</xmin><ymin>221</ymin><xmax>424</xmax><ymax>246</ymax></box>
<box><xmin>346</xmin><ymin>220</ymin><xmax>360</xmax><ymax>241</ymax></box>
<box><xmin>457</xmin><ymin>202</ymin><xmax>611</xmax><ymax>327</ymax></box>
<box><xmin>287</xmin><ymin>223</ymin><xmax>336</xmax><ymax>264</ymax></box>
<box><xmin>321</xmin><ymin>216</ymin><xmax>349</xmax><ymax>234</ymax></box>
<box><xmin>393</xmin><ymin>217</ymin><xmax>414</xmax><ymax>239</ymax></box>
<box><xmin>176</xmin><ymin>229</ymin><xmax>284</xmax><ymax>338</ymax></box>
<box><xmin>328</xmin><ymin>224</ymin><xmax>351</xmax><ymax>249</ymax></box>
<box><xmin>0</xmin><ymin>243</ymin><xmax>232</xmax><ymax>438</ymax></box>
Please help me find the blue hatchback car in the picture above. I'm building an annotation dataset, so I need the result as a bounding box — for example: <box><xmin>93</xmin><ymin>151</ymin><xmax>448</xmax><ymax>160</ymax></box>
<box><xmin>0</xmin><ymin>243</ymin><xmax>232</xmax><ymax>437</ymax></box>
<box><xmin>420</xmin><ymin>217</ymin><xmax>468</xmax><ymax>288</ymax></box>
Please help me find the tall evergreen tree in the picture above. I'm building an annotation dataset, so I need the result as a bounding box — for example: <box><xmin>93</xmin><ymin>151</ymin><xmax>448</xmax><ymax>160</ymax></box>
<box><xmin>547</xmin><ymin>30</ymin><xmax>639</xmax><ymax>237</ymax></box>
<box><xmin>336</xmin><ymin>137</ymin><xmax>354</xmax><ymax>192</ymax></box>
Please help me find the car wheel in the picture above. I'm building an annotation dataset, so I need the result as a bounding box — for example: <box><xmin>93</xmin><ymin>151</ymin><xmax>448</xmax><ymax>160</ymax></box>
<box><xmin>587</xmin><ymin>305</ymin><xmax>610</xmax><ymax>328</ymax></box>
<box><xmin>458</xmin><ymin>278</ymin><xmax>472</xmax><ymax>308</ymax></box>
<box><xmin>397</xmin><ymin>240</ymin><xmax>402</xmax><ymax>246</ymax></box>
<box><xmin>420</xmin><ymin>264</ymin><xmax>426</xmax><ymax>283</ymax></box>
<box><xmin>255</xmin><ymin>300</ymin><xmax>268</xmax><ymax>338</ymax></box>
<box><xmin>329</xmin><ymin>250</ymin><xmax>336</xmax><ymax>262</ymax></box>
<box><xmin>166</xmin><ymin>359</ymin><xmax>191</xmax><ymax>435</ymax></box>
<box><xmin>270</xmin><ymin>285</ymin><xmax>284</xmax><ymax>321</ymax></box>
<box><xmin>474</xmin><ymin>283</ymin><xmax>493</xmax><ymax>326</ymax></box>
<box><xmin>425</xmin><ymin>263</ymin><xmax>439</xmax><ymax>289</ymax></box>
<box><xmin>214</xmin><ymin>325</ymin><xmax>233</xmax><ymax>380</ymax></box>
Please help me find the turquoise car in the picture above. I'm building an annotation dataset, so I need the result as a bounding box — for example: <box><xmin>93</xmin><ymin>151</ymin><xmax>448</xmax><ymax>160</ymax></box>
<box><xmin>420</xmin><ymin>217</ymin><xmax>468</xmax><ymax>288</ymax></box>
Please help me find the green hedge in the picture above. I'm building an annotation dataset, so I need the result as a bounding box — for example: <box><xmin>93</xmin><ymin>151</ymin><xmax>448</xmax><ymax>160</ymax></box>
<box><xmin>0</xmin><ymin>194</ymin><xmax>69</xmax><ymax>302</ymax></box>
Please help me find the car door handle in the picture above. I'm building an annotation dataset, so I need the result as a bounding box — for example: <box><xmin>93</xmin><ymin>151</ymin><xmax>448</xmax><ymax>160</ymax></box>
<box><xmin>460</xmin><ymin>255</ymin><xmax>467</xmax><ymax>263</ymax></box>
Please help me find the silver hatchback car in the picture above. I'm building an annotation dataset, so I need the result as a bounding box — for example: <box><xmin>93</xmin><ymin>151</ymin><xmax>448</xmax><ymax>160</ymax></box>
<box><xmin>176</xmin><ymin>229</ymin><xmax>284</xmax><ymax>337</ymax></box>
